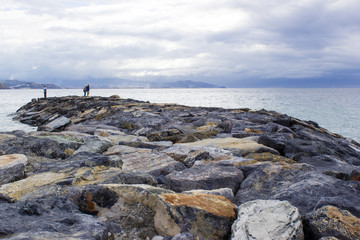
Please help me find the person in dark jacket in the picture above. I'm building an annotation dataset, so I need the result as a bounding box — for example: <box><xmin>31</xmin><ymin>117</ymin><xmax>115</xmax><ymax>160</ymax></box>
<box><xmin>86</xmin><ymin>84</ymin><xmax>90</xmax><ymax>96</ymax></box>
<box><xmin>43</xmin><ymin>85</ymin><xmax>47</xmax><ymax>99</ymax></box>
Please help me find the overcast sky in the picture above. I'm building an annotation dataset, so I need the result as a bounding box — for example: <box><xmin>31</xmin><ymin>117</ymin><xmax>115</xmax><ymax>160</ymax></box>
<box><xmin>1</xmin><ymin>0</ymin><xmax>359</xmax><ymax>87</ymax></box>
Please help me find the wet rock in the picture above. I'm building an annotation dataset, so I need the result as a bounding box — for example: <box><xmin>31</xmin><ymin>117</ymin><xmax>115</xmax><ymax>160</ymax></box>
<box><xmin>0</xmin><ymin>154</ymin><xmax>28</xmax><ymax>185</ymax></box>
<box><xmin>165</xmin><ymin>163</ymin><xmax>243</xmax><ymax>194</ymax></box>
<box><xmin>231</xmin><ymin>200</ymin><xmax>303</xmax><ymax>240</ymax></box>
<box><xmin>304</xmin><ymin>205</ymin><xmax>360</xmax><ymax>240</ymax></box>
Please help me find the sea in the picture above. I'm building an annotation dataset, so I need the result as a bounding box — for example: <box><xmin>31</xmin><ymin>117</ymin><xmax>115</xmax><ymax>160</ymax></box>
<box><xmin>0</xmin><ymin>88</ymin><xmax>359</xmax><ymax>143</ymax></box>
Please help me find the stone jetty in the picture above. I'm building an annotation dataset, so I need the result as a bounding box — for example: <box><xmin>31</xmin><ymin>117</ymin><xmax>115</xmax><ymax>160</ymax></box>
<box><xmin>0</xmin><ymin>95</ymin><xmax>360</xmax><ymax>240</ymax></box>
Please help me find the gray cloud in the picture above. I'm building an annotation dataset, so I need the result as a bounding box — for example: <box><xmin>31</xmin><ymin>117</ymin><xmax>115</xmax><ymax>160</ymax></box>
<box><xmin>0</xmin><ymin>0</ymin><xmax>359</xmax><ymax>87</ymax></box>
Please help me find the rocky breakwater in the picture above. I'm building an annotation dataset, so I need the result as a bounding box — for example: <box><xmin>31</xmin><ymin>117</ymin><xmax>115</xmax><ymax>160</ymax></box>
<box><xmin>0</xmin><ymin>95</ymin><xmax>359</xmax><ymax>239</ymax></box>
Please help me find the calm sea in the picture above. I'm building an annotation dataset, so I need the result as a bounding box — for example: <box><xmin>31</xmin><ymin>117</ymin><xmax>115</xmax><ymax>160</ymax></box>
<box><xmin>0</xmin><ymin>88</ymin><xmax>359</xmax><ymax>142</ymax></box>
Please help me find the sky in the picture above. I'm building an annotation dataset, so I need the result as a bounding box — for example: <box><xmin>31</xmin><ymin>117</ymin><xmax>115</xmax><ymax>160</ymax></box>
<box><xmin>1</xmin><ymin>0</ymin><xmax>359</xmax><ymax>87</ymax></box>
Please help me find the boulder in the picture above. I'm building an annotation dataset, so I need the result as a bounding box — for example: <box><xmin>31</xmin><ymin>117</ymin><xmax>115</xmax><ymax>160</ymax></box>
<box><xmin>0</xmin><ymin>196</ymin><xmax>111</xmax><ymax>239</ymax></box>
<box><xmin>79</xmin><ymin>184</ymin><xmax>236</xmax><ymax>240</ymax></box>
<box><xmin>304</xmin><ymin>205</ymin><xmax>360</xmax><ymax>240</ymax></box>
<box><xmin>72</xmin><ymin>166</ymin><xmax>157</xmax><ymax>187</ymax></box>
<box><xmin>176</xmin><ymin>137</ymin><xmax>279</xmax><ymax>157</ymax></box>
<box><xmin>235</xmin><ymin>162</ymin><xmax>360</xmax><ymax>217</ymax></box>
<box><xmin>183</xmin><ymin>188</ymin><xmax>235</xmax><ymax>202</ymax></box>
<box><xmin>65</xmin><ymin>123</ymin><xmax>120</xmax><ymax>135</ymax></box>
<box><xmin>0</xmin><ymin>136</ymin><xmax>72</xmax><ymax>159</ymax></box>
<box><xmin>73</xmin><ymin>139</ymin><xmax>112</xmax><ymax>154</ymax></box>
<box><xmin>165</xmin><ymin>163</ymin><xmax>243</xmax><ymax>194</ymax></box>
<box><xmin>0</xmin><ymin>154</ymin><xmax>28</xmax><ymax>185</ymax></box>
<box><xmin>103</xmin><ymin>145</ymin><xmax>152</xmax><ymax>155</ymax></box>
<box><xmin>163</xmin><ymin>144</ymin><xmax>235</xmax><ymax>162</ymax></box>
<box><xmin>30</xmin><ymin>152</ymin><xmax>121</xmax><ymax>174</ymax></box>
<box><xmin>231</xmin><ymin>200</ymin><xmax>303</xmax><ymax>240</ymax></box>
<box><xmin>121</xmin><ymin>152</ymin><xmax>186</xmax><ymax>177</ymax></box>
<box><xmin>0</xmin><ymin>172</ymin><xmax>68</xmax><ymax>201</ymax></box>
<box><xmin>38</xmin><ymin>115</ymin><xmax>71</xmax><ymax>131</ymax></box>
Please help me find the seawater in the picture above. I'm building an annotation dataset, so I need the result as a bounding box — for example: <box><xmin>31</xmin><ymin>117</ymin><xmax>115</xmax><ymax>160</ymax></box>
<box><xmin>0</xmin><ymin>88</ymin><xmax>359</xmax><ymax>142</ymax></box>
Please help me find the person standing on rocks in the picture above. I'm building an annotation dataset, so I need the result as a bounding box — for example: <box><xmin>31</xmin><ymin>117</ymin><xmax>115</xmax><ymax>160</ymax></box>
<box><xmin>83</xmin><ymin>86</ymin><xmax>86</xmax><ymax>96</ymax></box>
<box><xmin>43</xmin><ymin>85</ymin><xmax>47</xmax><ymax>99</ymax></box>
<box><xmin>86</xmin><ymin>84</ymin><xmax>90</xmax><ymax>96</ymax></box>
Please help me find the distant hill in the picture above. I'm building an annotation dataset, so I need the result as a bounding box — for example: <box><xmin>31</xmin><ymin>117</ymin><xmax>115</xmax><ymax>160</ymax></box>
<box><xmin>1</xmin><ymin>79</ymin><xmax>225</xmax><ymax>89</ymax></box>
<box><xmin>0</xmin><ymin>80</ymin><xmax>62</xmax><ymax>89</ymax></box>
<box><xmin>85</xmin><ymin>79</ymin><xmax>226</xmax><ymax>89</ymax></box>
<box><xmin>151</xmin><ymin>80</ymin><xmax>225</xmax><ymax>88</ymax></box>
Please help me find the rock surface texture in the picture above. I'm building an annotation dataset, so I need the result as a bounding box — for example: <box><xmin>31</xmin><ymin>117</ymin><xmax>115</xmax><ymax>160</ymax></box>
<box><xmin>231</xmin><ymin>200</ymin><xmax>304</xmax><ymax>240</ymax></box>
<box><xmin>0</xmin><ymin>95</ymin><xmax>359</xmax><ymax>239</ymax></box>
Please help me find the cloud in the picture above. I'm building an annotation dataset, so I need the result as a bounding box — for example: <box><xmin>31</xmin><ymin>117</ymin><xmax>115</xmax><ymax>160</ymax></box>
<box><xmin>0</xmin><ymin>0</ymin><xmax>359</xmax><ymax>86</ymax></box>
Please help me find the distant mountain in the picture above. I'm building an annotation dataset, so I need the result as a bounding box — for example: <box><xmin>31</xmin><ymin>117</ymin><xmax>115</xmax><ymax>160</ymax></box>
<box><xmin>152</xmin><ymin>80</ymin><xmax>225</xmax><ymax>88</ymax></box>
<box><xmin>85</xmin><ymin>78</ymin><xmax>225</xmax><ymax>89</ymax></box>
<box><xmin>1</xmin><ymin>80</ymin><xmax>62</xmax><ymax>89</ymax></box>
<box><xmin>1</xmin><ymin>79</ymin><xmax>225</xmax><ymax>89</ymax></box>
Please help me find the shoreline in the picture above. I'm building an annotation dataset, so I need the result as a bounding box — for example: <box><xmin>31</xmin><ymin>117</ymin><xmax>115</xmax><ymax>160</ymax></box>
<box><xmin>1</xmin><ymin>96</ymin><xmax>360</xmax><ymax>239</ymax></box>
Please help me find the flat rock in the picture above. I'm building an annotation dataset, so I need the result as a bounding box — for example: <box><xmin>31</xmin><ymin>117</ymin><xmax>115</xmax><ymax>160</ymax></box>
<box><xmin>231</xmin><ymin>200</ymin><xmax>304</xmax><ymax>240</ymax></box>
<box><xmin>38</xmin><ymin>115</ymin><xmax>71</xmax><ymax>131</ymax></box>
<box><xmin>163</xmin><ymin>144</ymin><xmax>235</xmax><ymax>162</ymax></box>
<box><xmin>176</xmin><ymin>137</ymin><xmax>279</xmax><ymax>157</ymax></box>
<box><xmin>0</xmin><ymin>171</ymin><xmax>68</xmax><ymax>201</ymax></box>
<box><xmin>121</xmin><ymin>152</ymin><xmax>186</xmax><ymax>177</ymax></box>
<box><xmin>73</xmin><ymin>139</ymin><xmax>112</xmax><ymax>154</ymax></box>
<box><xmin>103</xmin><ymin>145</ymin><xmax>152</xmax><ymax>155</ymax></box>
<box><xmin>0</xmin><ymin>154</ymin><xmax>28</xmax><ymax>185</ymax></box>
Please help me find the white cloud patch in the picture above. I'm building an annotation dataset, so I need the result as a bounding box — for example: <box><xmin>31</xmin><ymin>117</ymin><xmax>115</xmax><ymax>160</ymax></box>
<box><xmin>0</xmin><ymin>0</ymin><xmax>359</xmax><ymax>86</ymax></box>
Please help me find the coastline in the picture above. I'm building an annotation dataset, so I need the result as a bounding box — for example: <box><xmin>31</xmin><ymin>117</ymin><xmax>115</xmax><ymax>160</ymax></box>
<box><xmin>1</xmin><ymin>95</ymin><xmax>360</xmax><ymax>239</ymax></box>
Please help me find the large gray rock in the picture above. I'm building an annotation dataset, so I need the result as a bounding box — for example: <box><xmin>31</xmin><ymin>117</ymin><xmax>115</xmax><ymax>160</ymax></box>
<box><xmin>235</xmin><ymin>162</ymin><xmax>360</xmax><ymax>217</ymax></box>
<box><xmin>0</xmin><ymin>154</ymin><xmax>28</xmax><ymax>185</ymax></box>
<box><xmin>121</xmin><ymin>152</ymin><xmax>185</xmax><ymax>177</ymax></box>
<box><xmin>0</xmin><ymin>196</ymin><xmax>111</xmax><ymax>239</ymax></box>
<box><xmin>74</xmin><ymin>139</ymin><xmax>112</xmax><ymax>154</ymax></box>
<box><xmin>303</xmin><ymin>205</ymin><xmax>360</xmax><ymax>240</ymax></box>
<box><xmin>79</xmin><ymin>184</ymin><xmax>236</xmax><ymax>240</ymax></box>
<box><xmin>231</xmin><ymin>200</ymin><xmax>304</xmax><ymax>240</ymax></box>
<box><xmin>0</xmin><ymin>136</ymin><xmax>72</xmax><ymax>159</ymax></box>
<box><xmin>165</xmin><ymin>163</ymin><xmax>243</xmax><ymax>194</ymax></box>
<box><xmin>39</xmin><ymin>115</ymin><xmax>71</xmax><ymax>131</ymax></box>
